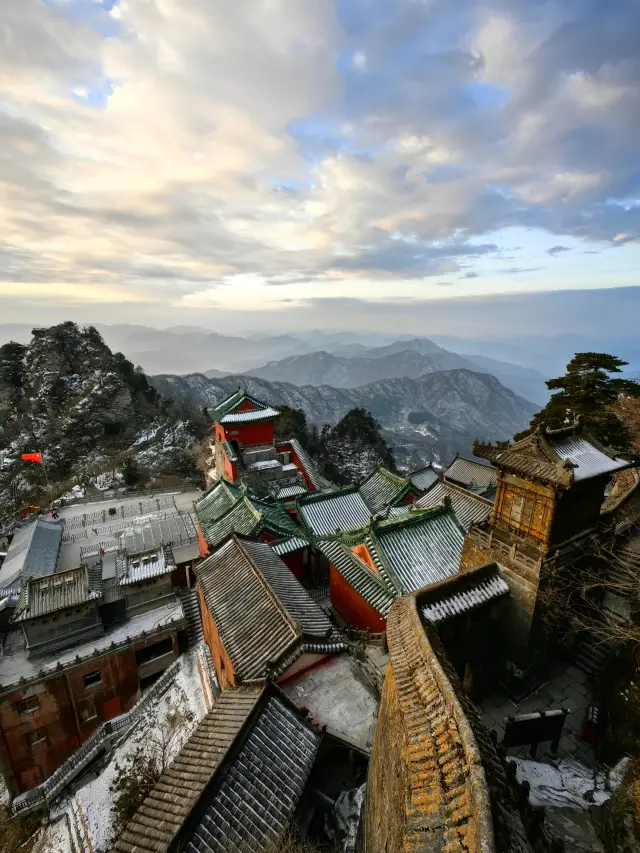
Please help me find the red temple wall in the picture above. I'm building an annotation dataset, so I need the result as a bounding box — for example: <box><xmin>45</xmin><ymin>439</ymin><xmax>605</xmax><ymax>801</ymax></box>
<box><xmin>223</xmin><ymin>421</ymin><xmax>274</xmax><ymax>448</ymax></box>
<box><xmin>329</xmin><ymin>565</ymin><xmax>387</xmax><ymax>632</ymax></box>
<box><xmin>282</xmin><ymin>549</ymin><xmax>305</xmax><ymax>580</ymax></box>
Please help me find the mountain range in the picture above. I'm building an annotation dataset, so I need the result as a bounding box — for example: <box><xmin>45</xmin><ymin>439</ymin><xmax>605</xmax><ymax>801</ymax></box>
<box><xmin>152</xmin><ymin>369</ymin><xmax>537</xmax><ymax>468</ymax></box>
<box><xmin>244</xmin><ymin>340</ymin><xmax>548</xmax><ymax>404</ymax></box>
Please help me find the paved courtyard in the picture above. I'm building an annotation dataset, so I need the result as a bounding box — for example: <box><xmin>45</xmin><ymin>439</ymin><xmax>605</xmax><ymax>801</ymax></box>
<box><xmin>283</xmin><ymin>654</ymin><xmax>380</xmax><ymax>752</ymax></box>
<box><xmin>477</xmin><ymin>663</ymin><xmax>595</xmax><ymax>766</ymax></box>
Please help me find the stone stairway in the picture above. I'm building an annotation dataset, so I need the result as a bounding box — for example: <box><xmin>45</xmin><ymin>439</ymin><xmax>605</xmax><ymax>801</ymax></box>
<box><xmin>574</xmin><ymin>634</ymin><xmax>611</xmax><ymax>677</ymax></box>
<box><xmin>180</xmin><ymin>586</ymin><xmax>204</xmax><ymax>647</ymax></box>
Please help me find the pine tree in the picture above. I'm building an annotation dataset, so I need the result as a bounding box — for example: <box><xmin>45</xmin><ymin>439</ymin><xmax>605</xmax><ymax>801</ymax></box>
<box><xmin>516</xmin><ymin>353</ymin><xmax>640</xmax><ymax>449</ymax></box>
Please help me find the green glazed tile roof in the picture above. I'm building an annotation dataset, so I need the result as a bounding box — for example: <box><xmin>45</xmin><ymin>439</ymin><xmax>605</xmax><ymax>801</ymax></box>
<box><xmin>366</xmin><ymin>505</ymin><xmax>466</xmax><ymax>594</ymax></box>
<box><xmin>358</xmin><ymin>465</ymin><xmax>412</xmax><ymax>514</ymax></box>
<box><xmin>194</xmin><ymin>481</ymin><xmax>303</xmax><ymax>549</ymax></box>
<box><xmin>315</xmin><ymin>538</ymin><xmax>396</xmax><ymax>617</ymax></box>
<box><xmin>212</xmin><ymin>387</ymin><xmax>279</xmax><ymax>424</ymax></box>
<box><xmin>298</xmin><ymin>487</ymin><xmax>372</xmax><ymax>537</ymax></box>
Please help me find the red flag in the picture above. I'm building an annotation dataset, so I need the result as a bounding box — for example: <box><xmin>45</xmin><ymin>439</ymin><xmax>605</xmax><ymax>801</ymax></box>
<box><xmin>21</xmin><ymin>452</ymin><xmax>42</xmax><ymax>464</ymax></box>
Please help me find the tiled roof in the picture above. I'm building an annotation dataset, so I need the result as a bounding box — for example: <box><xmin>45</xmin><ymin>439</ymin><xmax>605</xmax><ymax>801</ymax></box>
<box><xmin>359</xmin><ymin>465</ymin><xmax>412</xmax><ymax>514</ymax></box>
<box><xmin>119</xmin><ymin>513</ymin><xmax>197</xmax><ymax>555</ymax></box>
<box><xmin>409</xmin><ymin>465</ymin><xmax>438</xmax><ymax>493</ymax></box>
<box><xmin>274</xmin><ymin>484</ymin><xmax>308</xmax><ymax>500</ymax></box>
<box><xmin>280</xmin><ymin>437</ymin><xmax>335</xmax><ymax>492</ymax></box>
<box><xmin>298</xmin><ymin>487</ymin><xmax>372</xmax><ymax>536</ymax></box>
<box><xmin>184</xmin><ymin>690</ymin><xmax>321</xmax><ymax>853</ymax></box>
<box><xmin>114</xmin><ymin>686</ymin><xmax>263</xmax><ymax>853</ymax></box>
<box><xmin>416</xmin><ymin>479</ymin><xmax>492</xmax><ymax>530</ymax></box>
<box><xmin>14</xmin><ymin>566</ymin><xmax>101</xmax><ymax>622</ymax></box>
<box><xmin>474</xmin><ymin>424</ymin><xmax>630</xmax><ymax>488</ymax></box>
<box><xmin>419</xmin><ymin>564</ymin><xmax>509</xmax><ymax>624</ymax></box>
<box><xmin>0</xmin><ymin>519</ymin><xmax>62</xmax><ymax>590</ymax></box>
<box><xmin>194</xmin><ymin>482</ymin><xmax>301</xmax><ymax>550</ymax></box>
<box><xmin>271</xmin><ymin>536</ymin><xmax>310</xmax><ymax>556</ymax></box>
<box><xmin>315</xmin><ymin>538</ymin><xmax>396</xmax><ymax>617</ymax></box>
<box><xmin>367</xmin><ymin>506</ymin><xmax>465</xmax><ymax>594</ymax></box>
<box><xmin>211</xmin><ymin>388</ymin><xmax>279</xmax><ymax>424</ymax></box>
<box><xmin>117</xmin><ymin>545</ymin><xmax>176</xmax><ymax>585</ymax></box>
<box><xmin>370</xmin><ymin>595</ymin><xmax>531</xmax><ymax>852</ymax></box>
<box><xmin>444</xmin><ymin>456</ymin><xmax>497</xmax><ymax>489</ymax></box>
<box><xmin>195</xmin><ymin>537</ymin><xmax>340</xmax><ymax>680</ymax></box>
<box><xmin>241</xmin><ymin>540</ymin><xmax>334</xmax><ymax>638</ymax></box>
<box><xmin>549</xmin><ymin>435</ymin><xmax>629</xmax><ymax>481</ymax></box>
<box><xmin>221</xmin><ymin>406</ymin><xmax>280</xmax><ymax>423</ymax></box>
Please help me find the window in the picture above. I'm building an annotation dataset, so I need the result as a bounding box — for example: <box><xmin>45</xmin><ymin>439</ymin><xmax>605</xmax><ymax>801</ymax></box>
<box><xmin>27</xmin><ymin>728</ymin><xmax>48</xmax><ymax>749</ymax></box>
<box><xmin>82</xmin><ymin>670</ymin><xmax>102</xmax><ymax>689</ymax></box>
<box><xmin>18</xmin><ymin>696</ymin><xmax>39</xmax><ymax>715</ymax></box>
<box><xmin>78</xmin><ymin>698</ymin><xmax>97</xmax><ymax>723</ymax></box>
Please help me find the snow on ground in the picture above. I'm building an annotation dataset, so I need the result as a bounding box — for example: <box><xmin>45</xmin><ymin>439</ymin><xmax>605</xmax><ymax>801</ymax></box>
<box><xmin>514</xmin><ymin>757</ymin><xmax>610</xmax><ymax>809</ymax></box>
<box><xmin>38</xmin><ymin>646</ymin><xmax>210</xmax><ymax>853</ymax></box>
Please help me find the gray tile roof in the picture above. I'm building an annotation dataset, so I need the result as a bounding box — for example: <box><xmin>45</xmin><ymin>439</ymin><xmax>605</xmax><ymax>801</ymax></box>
<box><xmin>271</xmin><ymin>536</ymin><xmax>309</xmax><ymax>556</ymax></box>
<box><xmin>0</xmin><ymin>519</ymin><xmax>62</xmax><ymax>591</ymax></box>
<box><xmin>114</xmin><ymin>686</ymin><xmax>263</xmax><ymax>853</ymax></box>
<box><xmin>420</xmin><ymin>565</ymin><xmax>509</xmax><ymax>624</ymax></box>
<box><xmin>410</xmin><ymin>465</ymin><xmax>438</xmax><ymax>493</ymax></box>
<box><xmin>368</xmin><ymin>507</ymin><xmax>466</xmax><ymax>594</ymax></box>
<box><xmin>274</xmin><ymin>484</ymin><xmax>308</xmax><ymax>500</ymax></box>
<box><xmin>415</xmin><ymin>480</ymin><xmax>492</xmax><ymax>530</ymax></box>
<box><xmin>298</xmin><ymin>488</ymin><xmax>372</xmax><ymax>536</ymax></box>
<box><xmin>220</xmin><ymin>406</ymin><xmax>280</xmax><ymax>423</ymax></box>
<box><xmin>195</xmin><ymin>537</ymin><xmax>339</xmax><ymax>680</ymax></box>
<box><xmin>14</xmin><ymin>566</ymin><xmax>101</xmax><ymax>622</ymax></box>
<box><xmin>185</xmin><ymin>692</ymin><xmax>320</xmax><ymax>853</ymax></box>
<box><xmin>444</xmin><ymin>456</ymin><xmax>497</xmax><ymax>490</ymax></box>
<box><xmin>117</xmin><ymin>545</ymin><xmax>176</xmax><ymax>585</ymax></box>
<box><xmin>550</xmin><ymin>435</ymin><xmax>629</xmax><ymax>481</ymax></box>
<box><xmin>359</xmin><ymin>465</ymin><xmax>412</xmax><ymax>514</ymax></box>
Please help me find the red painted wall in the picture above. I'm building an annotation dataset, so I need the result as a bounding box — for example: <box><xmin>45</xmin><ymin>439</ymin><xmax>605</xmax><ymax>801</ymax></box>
<box><xmin>329</xmin><ymin>565</ymin><xmax>387</xmax><ymax>632</ymax></box>
<box><xmin>223</xmin><ymin>421</ymin><xmax>274</xmax><ymax>448</ymax></box>
<box><xmin>199</xmin><ymin>587</ymin><xmax>235</xmax><ymax>690</ymax></box>
<box><xmin>197</xmin><ymin>524</ymin><xmax>210</xmax><ymax>557</ymax></box>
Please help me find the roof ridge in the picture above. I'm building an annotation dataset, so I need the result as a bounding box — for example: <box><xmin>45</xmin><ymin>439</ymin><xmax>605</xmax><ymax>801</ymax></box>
<box><xmin>439</xmin><ymin>477</ymin><xmax>494</xmax><ymax>506</ymax></box>
<box><xmin>363</xmin><ymin>528</ymin><xmax>403</xmax><ymax>597</ymax></box>
<box><xmin>297</xmin><ymin>484</ymin><xmax>359</xmax><ymax>504</ymax></box>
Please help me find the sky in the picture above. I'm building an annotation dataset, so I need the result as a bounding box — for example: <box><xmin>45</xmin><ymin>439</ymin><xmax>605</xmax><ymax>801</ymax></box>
<box><xmin>2</xmin><ymin>0</ymin><xmax>640</xmax><ymax>331</ymax></box>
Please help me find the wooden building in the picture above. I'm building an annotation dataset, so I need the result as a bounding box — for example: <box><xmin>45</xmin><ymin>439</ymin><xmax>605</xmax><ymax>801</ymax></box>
<box><xmin>461</xmin><ymin>422</ymin><xmax>631</xmax><ymax>674</ymax></box>
<box><xmin>195</xmin><ymin>536</ymin><xmax>346</xmax><ymax>690</ymax></box>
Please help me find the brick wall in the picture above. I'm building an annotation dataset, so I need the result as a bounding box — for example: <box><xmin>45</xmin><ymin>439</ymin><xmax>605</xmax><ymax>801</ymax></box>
<box><xmin>362</xmin><ymin>666</ymin><xmax>408</xmax><ymax>853</ymax></box>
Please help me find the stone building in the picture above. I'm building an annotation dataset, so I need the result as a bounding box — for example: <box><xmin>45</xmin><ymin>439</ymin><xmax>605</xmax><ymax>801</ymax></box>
<box><xmin>460</xmin><ymin>423</ymin><xmax>631</xmax><ymax>676</ymax></box>
<box><xmin>362</xmin><ymin>591</ymin><xmax>551</xmax><ymax>853</ymax></box>
<box><xmin>0</xmin><ymin>541</ymin><xmax>187</xmax><ymax>797</ymax></box>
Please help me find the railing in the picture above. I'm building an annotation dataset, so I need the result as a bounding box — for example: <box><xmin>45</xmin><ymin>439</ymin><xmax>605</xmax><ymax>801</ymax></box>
<box><xmin>11</xmin><ymin>659</ymin><xmax>181</xmax><ymax>815</ymax></box>
<box><xmin>61</xmin><ymin>497</ymin><xmax>178</xmax><ymax>531</ymax></box>
<box><xmin>469</xmin><ymin>525</ymin><xmax>542</xmax><ymax>574</ymax></box>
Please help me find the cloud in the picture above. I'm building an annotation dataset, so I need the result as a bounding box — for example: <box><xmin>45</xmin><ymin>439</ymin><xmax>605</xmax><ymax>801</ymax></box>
<box><xmin>461</xmin><ymin>271</ymin><xmax>479</xmax><ymax>279</ymax></box>
<box><xmin>547</xmin><ymin>245</ymin><xmax>571</xmax><ymax>256</ymax></box>
<box><xmin>2</xmin><ymin>0</ymin><xmax>640</xmax><ymax>319</ymax></box>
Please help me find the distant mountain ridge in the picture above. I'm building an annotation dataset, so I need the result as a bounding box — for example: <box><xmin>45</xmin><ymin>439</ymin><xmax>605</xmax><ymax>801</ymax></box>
<box><xmin>151</xmin><ymin>368</ymin><xmax>537</xmax><ymax>467</ymax></box>
<box><xmin>245</xmin><ymin>343</ymin><xmax>548</xmax><ymax>404</ymax></box>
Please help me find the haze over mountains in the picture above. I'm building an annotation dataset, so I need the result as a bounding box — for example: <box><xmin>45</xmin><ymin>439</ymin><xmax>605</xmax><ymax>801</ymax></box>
<box><xmin>152</xmin><ymin>369</ymin><xmax>537</xmax><ymax>468</ymax></box>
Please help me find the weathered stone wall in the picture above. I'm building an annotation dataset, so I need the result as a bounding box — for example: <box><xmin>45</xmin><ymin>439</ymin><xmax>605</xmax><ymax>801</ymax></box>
<box><xmin>362</xmin><ymin>665</ymin><xmax>408</xmax><ymax>853</ymax></box>
<box><xmin>460</xmin><ymin>534</ymin><xmax>542</xmax><ymax>667</ymax></box>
